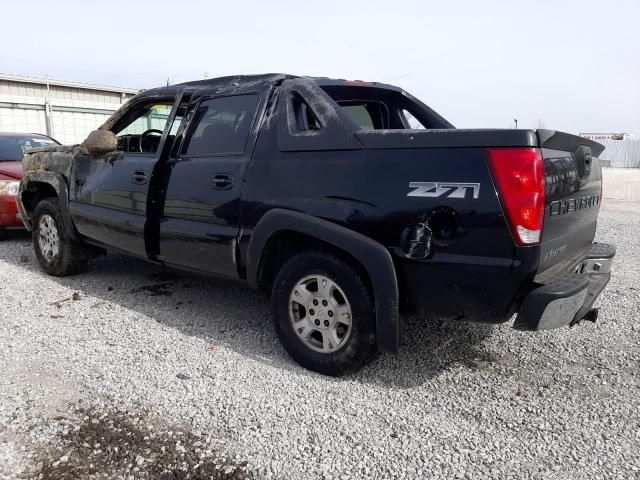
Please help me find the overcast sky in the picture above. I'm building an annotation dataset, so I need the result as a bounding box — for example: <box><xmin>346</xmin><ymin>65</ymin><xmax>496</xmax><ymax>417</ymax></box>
<box><xmin>2</xmin><ymin>0</ymin><xmax>638</xmax><ymax>134</ymax></box>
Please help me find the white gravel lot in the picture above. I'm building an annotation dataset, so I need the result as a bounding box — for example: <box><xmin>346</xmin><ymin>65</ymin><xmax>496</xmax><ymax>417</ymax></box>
<box><xmin>1</xmin><ymin>168</ymin><xmax>639</xmax><ymax>479</ymax></box>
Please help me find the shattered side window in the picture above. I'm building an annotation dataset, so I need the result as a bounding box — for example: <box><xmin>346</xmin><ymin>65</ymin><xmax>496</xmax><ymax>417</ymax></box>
<box><xmin>119</xmin><ymin>104</ymin><xmax>174</xmax><ymax>136</ymax></box>
<box><xmin>169</xmin><ymin>117</ymin><xmax>183</xmax><ymax>135</ymax></box>
<box><xmin>402</xmin><ymin>109</ymin><xmax>426</xmax><ymax>129</ymax></box>
<box><xmin>288</xmin><ymin>92</ymin><xmax>322</xmax><ymax>133</ymax></box>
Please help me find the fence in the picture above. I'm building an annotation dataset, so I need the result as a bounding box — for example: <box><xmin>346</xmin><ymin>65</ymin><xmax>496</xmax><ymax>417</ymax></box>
<box><xmin>599</xmin><ymin>139</ymin><xmax>640</xmax><ymax>168</ymax></box>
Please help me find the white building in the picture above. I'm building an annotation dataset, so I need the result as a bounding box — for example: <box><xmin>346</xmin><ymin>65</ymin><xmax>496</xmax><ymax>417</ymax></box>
<box><xmin>579</xmin><ymin>133</ymin><xmax>636</xmax><ymax>141</ymax></box>
<box><xmin>579</xmin><ymin>133</ymin><xmax>640</xmax><ymax>168</ymax></box>
<box><xmin>0</xmin><ymin>73</ymin><xmax>138</xmax><ymax>145</ymax></box>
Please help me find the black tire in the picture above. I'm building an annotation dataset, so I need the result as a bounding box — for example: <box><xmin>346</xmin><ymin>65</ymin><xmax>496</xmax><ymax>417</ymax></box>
<box><xmin>0</xmin><ymin>228</ymin><xmax>6</xmax><ymax>241</ymax></box>
<box><xmin>271</xmin><ymin>251</ymin><xmax>378</xmax><ymax>375</ymax></box>
<box><xmin>32</xmin><ymin>198</ymin><xmax>86</xmax><ymax>276</ymax></box>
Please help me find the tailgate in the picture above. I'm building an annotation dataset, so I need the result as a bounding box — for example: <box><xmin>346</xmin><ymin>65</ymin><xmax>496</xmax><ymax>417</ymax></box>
<box><xmin>537</xmin><ymin>130</ymin><xmax>605</xmax><ymax>273</ymax></box>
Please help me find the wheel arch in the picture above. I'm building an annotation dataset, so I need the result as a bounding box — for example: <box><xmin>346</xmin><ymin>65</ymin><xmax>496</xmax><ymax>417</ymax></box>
<box><xmin>246</xmin><ymin>209</ymin><xmax>399</xmax><ymax>354</ymax></box>
<box><xmin>19</xmin><ymin>172</ymin><xmax>79</xmax><ymax>241</ymax></box>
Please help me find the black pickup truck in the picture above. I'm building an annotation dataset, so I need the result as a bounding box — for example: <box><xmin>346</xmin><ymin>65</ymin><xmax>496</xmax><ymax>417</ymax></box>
<box><xmin>17</xmin><ymin>74</ymin><xmax>615</xmax><ymax>375</ymax></box>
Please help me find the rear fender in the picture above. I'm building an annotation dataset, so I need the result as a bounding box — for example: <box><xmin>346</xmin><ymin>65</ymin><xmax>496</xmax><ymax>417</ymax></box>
<box><xmin>246</xmin><ymin>208</ymin><xmax>400</xmax><ymax>354</ymax></box>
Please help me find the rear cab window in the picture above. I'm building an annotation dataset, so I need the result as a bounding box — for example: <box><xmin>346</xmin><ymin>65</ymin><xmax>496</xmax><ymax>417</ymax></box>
<box><xmin>319</xmin><ymin>83</ymin><xmax>451</xmax><ymax>131</ymax></box>
<box><xmin>341</xmin><ymin>105</ymin><xmax>373</xmax><ymax>129</ymax></box>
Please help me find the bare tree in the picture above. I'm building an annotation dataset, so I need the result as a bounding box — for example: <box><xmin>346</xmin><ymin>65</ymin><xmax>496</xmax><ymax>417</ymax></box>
<box><xmin>535</xmin><ymin>118</ymin><xmax>546</xmax><ymax>129</ymax></box>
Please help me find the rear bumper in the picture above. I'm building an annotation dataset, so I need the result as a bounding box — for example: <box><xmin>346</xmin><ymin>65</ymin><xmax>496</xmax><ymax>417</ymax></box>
<box><xmin>513</xmin><ymin>242</ymin><xmax>615</xmax><ymax>330</ymax></box>
<box><xmin>0</xmin><ymin>195</ymin><xmax>23</xmax><ymax>228</ymax></box>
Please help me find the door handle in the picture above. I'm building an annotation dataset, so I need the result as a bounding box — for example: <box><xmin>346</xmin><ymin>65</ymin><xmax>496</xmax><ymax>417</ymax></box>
<box><xmin>131</xmin><ymin>170</ymin><xmax>148</xmax><ymax>185</ymax></box>
<box><xmin>212</xmin><ymin>174</ymin><xmax>234</xmax><ymax>190</ymax></box>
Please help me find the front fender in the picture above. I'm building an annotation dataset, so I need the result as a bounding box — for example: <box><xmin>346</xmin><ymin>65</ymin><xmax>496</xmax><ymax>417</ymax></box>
<box><xmin>246</xmin><ymin>208</ymin><xmax>400</xmax><ymax>354</ymax></box>
<box><xmin>19</xmin><ymin>172</ymin><xmax>79</xmax><ymax>241</ymax></box>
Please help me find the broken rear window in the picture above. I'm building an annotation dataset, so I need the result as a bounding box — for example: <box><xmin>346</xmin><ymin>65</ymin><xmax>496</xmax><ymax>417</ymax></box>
<box><xmin>320</xmin><ymin>84</ymin><xmax>452</xmax><ymax>130</ymax></box>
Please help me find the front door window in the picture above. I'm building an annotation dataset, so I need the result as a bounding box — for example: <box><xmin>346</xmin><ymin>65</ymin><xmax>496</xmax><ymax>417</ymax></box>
<box><xmin>114</xmin><ymin>102</ymin><xmax>183</xmax><ymax>154</ymax></box>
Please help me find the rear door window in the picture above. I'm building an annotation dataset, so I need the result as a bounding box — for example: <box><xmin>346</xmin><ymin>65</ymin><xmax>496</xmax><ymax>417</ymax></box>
<box><xmin>182</xmin><ymin>95</ymin><xmax>259</xmax><ymax>156</ymax></box>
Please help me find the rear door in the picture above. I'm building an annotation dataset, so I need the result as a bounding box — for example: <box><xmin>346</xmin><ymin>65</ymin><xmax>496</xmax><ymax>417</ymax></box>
<box><xmin>156</xmin><ymin>93</ymin><xmax>261</xmax><ymax>277</ymax></box>
<box><xmin>537</xmin><ymin>130</ymin><xmax>605</xmax><ymax>272</ymax></box>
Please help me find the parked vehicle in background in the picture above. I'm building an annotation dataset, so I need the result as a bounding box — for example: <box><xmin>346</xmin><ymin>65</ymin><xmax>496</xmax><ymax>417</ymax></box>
<box><xmin>16</xmin><ymin>74</ymin><xmax>615</xmax><ymax>375</ymax></box>
<box><xmin>0</xmin><ymin>133</ymin><xmax>59</xmax><ymax>239</ymax></box>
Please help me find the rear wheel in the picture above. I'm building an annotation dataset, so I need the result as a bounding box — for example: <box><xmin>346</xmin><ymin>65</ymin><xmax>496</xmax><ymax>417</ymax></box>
<box><xmin>271</xmin><ymin>251</ymin><xmax>377</xmax><ymax>375</ymax></box>
<box><xmin>32</xmin><ymin>198</ymin><xmax>86</xmax><ymax>276</ymax></box>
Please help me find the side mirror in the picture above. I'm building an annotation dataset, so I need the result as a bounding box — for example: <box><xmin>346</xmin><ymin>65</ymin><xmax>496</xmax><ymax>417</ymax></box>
<box><xmin>81</xmin><ymin>129</ymin><xmax>117</xmax><ymax>155</ymax></box>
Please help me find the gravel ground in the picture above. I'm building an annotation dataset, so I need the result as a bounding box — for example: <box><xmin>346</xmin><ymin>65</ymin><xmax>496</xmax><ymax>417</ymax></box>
<box><xmin>1</xmin><ymin>168</ymin><xmax>638</xmax><ymax>479</ymax></box>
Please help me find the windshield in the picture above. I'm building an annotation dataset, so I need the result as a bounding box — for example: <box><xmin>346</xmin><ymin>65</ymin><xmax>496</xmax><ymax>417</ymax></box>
<box><xmin>0</xmin><ymin>135</ymin><xmax>59</xmax><ymax>162</ymax></box>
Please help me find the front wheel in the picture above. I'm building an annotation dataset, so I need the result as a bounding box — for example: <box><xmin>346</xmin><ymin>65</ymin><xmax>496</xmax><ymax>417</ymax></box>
<box><xmin>271</xmin><ymin>251</ymin><xmax>378</xmax><ymax>375</ymax></box>
<box><xmin>32</xmin><ymin>198</ymin><xmax>86</xmax><ymax>276</ymax></box>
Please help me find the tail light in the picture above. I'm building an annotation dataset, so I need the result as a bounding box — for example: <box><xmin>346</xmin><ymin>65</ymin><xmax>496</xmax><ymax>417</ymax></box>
<box><xmin>485</xmin><ymin>147</ymin><xmax>546</xmax><ymax>245</ymax></box>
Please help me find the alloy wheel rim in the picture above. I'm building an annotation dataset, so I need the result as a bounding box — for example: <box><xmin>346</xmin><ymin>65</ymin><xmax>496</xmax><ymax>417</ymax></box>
<box><xmin>289</xmin><ymin>274</ymin><xmax>352</xmax><ymax>353</ymax></box>
<box><xmin>38</xmin><ymin>214</ymin><xmax>59</xmax><ymax>263</ymax></box>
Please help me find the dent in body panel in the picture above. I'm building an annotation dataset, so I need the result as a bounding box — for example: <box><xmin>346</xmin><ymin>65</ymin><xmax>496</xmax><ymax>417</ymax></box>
<box><xmin>361</xmin><ymin>147</ymin><xmax>513</xmax><ymax>259</ymax></box>
<box><xmin>22</xmin><ymin>145</ymin><xmax>77</xmax><ymax>178</ymax></box>
<box><xmin>68</xmin><ymin>148</ymin><xmax>154</xmax><ymax>257</ymax></box>
<box><xmin>537</xmin><ymin>289</ymin><xmax>587</xmax><ymax>330</ymax></box>
<box><xmin>18</xmin><ymin>146</ymin><xmax>78</xmax><ymax>229</ymax></box>
<box><xmin>71</xmin><ymin>151</ymin><xmax>148</xmax><ymax>215</ymax></box>
<box><xmin>399</xmin><ymin>221</ymin><xmax>432</xmax><ymax>259</ymax></box>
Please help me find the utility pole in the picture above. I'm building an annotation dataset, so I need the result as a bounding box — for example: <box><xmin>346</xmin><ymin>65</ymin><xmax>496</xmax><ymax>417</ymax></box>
<box><xmin>44</xmin><ymin>74</ymin><xmax>53</xmax><ymax>137</ymax></box>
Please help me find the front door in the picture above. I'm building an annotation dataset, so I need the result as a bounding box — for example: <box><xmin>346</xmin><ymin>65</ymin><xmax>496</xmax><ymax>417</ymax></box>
<box><xmin>156</xmin><ymin>94</ymin><xmax>261</xmax><ymax>277</ymax></box>
<box><xmin>71</xmin><ymin>98</ymin><xmax>183</xmax><ymax>257</ymax></box>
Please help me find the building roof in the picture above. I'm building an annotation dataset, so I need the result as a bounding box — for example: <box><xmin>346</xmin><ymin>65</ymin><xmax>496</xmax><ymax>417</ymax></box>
<box><xmin>0</xmin><ymin>73</ymin><xmax>139</xmax><ymax>95</ymax></box>
<box><xmin>1</xmin><ymin>73</ymin><xmax>402</xmax><ymax>98</ymax></box>
<box><xmin>0</xmin><ymin>131</ymin><xmax>54</xmax><ymax>138</ymax></box>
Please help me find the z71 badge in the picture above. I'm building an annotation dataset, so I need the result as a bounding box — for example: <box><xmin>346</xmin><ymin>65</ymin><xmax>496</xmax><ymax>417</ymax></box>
<box><xmin>408</xmin><ymin>182</ymin><xmax>480</xmax><ymax>199</ymax></box>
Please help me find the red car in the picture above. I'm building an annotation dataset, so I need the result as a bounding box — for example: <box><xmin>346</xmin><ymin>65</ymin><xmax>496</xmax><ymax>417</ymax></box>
<box><xmin>0</xmin><ymin>133</ymin><xmax>60</xmax><ymax>239</ymax></box>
